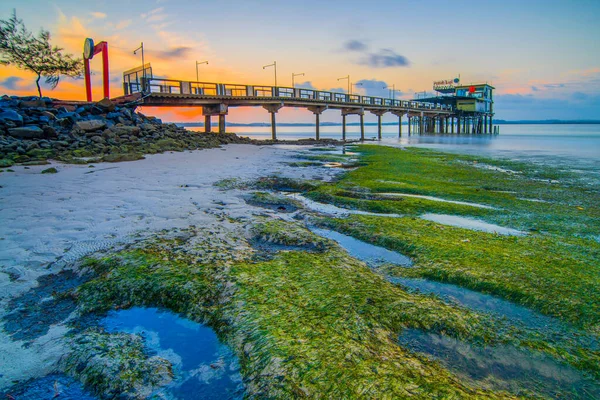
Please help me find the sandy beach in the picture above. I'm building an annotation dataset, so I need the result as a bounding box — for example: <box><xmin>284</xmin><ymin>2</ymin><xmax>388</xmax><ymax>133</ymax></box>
<box><xmin>0</xmin><ymin>143</ymin><xmax>341</xmax><ymax>388</ymax></box>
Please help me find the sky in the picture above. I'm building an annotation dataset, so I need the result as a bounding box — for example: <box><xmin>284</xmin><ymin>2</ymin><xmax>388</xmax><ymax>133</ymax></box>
<box><xmin>1</xmin><ymin>0</ymin><xmax>600</xmax><ymax>124</ymax></box>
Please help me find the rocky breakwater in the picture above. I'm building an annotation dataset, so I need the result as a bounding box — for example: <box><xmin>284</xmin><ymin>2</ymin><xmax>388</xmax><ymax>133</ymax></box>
<box><xmin>0</xmin><ymin>95</ymin><xmax>253</xmax><ymax>167</ymax></box>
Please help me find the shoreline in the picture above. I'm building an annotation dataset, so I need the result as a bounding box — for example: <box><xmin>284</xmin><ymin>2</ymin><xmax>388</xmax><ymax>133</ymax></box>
<box><xmin>1</xmin><ymin>137</ymin><xmax>598</xmax><ymax>398</ymax></box>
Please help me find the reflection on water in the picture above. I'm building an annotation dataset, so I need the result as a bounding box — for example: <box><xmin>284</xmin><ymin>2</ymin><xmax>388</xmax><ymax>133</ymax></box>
<box><xmin>389</xmin><ymin>277</ymin><xmax>562</xmax><ymax>330</ymax></box>
<box><xmin>101</xmin><ymin>307</ymin><xmax>244</xmax><ymax>400</ymax></box>
<box><xmin>185</xmin><ymin>124</ymin><xmax>600</xmax><ymax>178</ymax></box>
<box><xmin>1</xmin><ymin>374</ymin><xmax>96</xmax><ymax>400</ymax></box>
<box><xmin>398</xmin><ymin>328</ymin><xmax>600</xmax><ymax>399</ymax></box>
<box><xmin>309</xmin><ymin>227</ymin><xmax>412</xmax><ymax>267</ymax></box>
<box><xmin>420</xmin><ymin>213</ymin><xmax>526</xmax><ymax>236</ymax></box>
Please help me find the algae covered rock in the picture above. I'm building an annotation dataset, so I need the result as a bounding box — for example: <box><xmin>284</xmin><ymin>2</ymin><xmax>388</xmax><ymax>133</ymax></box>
<box><xmin>249</xmin><ymin>218</ymin><xmax>330</xmax><ymax>251</ymax></box>
<box><xmin>41</xmin><ymin>167</ymin><xmax>58</xmax><ymax>174</ymax></box>
<box><xmin>61</xmin><ymin>329</ymin><xmax>172</xmax><ymax>399</ymax></box>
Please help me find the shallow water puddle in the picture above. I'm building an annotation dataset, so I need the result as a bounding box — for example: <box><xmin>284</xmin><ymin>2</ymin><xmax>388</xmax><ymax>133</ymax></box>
<box><xmin>101</xmin><ymin>307</ymin><xmax>244</xmax><ymax>399</ymax></box>
<box><xmin>421</xmin><ymin>213</ymin><xmax>526</xmax><ymax>236</ymax></box>
<box><xmin>286</xmin><ymin>193</ymin><xmax>402</xmax><ymax>218</ymax></box>
<box><xmin>2</xmin><ymin>373</ymin><xmax>96</xmax><ymax>399</ymax></box>
<box><xmin>379</xmin><ymin>193</ymin><xmax>496</xmax><ymax>209</ymax></box>
<box><xmin>398</xmin><ymin>329</ymin><xmax>600</xmax><ymax>399</ymax></box>
<box><xmin>310</xmin><ymin>227</ymin><xmax>412</xmax><ymax>267</ymax></box>
<box><xmin>388</xmin><ymin>277</ymin><xmax>563</xmax><ymax>330</ymax></box>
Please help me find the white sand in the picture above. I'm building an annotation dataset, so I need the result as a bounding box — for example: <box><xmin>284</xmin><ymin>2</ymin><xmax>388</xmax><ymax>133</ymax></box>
<box><xmin>0</xmin><ymin>144</ymin><xmax>340</xmax><ymax>388</ymax></box>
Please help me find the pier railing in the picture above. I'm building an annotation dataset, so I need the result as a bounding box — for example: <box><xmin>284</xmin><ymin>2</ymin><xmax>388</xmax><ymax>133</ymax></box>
<box><xmin>124</xmin><ymin>78</ymin><xmax>453</xmax><ymax>111</ymax></box>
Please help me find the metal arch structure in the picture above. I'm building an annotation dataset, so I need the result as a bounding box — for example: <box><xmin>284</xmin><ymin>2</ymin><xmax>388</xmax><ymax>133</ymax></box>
<box><xmin>83</xmin><ymin>38</ymin><xmax>110</xmax><ymax>101</ymax></box>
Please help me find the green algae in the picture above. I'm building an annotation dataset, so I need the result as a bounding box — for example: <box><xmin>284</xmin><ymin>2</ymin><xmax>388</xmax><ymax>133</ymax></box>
<box><xmin>61</xmin><ymin>329</ymin><xmax>172</xmax><ymax>399</ymax></box>
<box><xmin>245</xmin><ymin>191</ymin><xmax>302</xmax><ymax>212</ymax></box>
<box><xmin>41</xmin><ymin>167</ymin><xmax>58</xmax><ymax>174</ymax></box>
<box><xmin>70</xmin><ymin>220</ymin><xmax>568</xmax><ymax>398</ymax></box>
<box><xmin>305</xmin><ymin>146</ymin><xmax>600</xmax><ymax>334</ymax></box>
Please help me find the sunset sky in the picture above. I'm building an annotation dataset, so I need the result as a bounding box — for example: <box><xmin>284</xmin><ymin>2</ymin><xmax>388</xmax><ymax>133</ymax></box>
<box><xmin>1</xmin><ymin>0</ymin><xmax>599</xmax><ymax>123</ymax></box>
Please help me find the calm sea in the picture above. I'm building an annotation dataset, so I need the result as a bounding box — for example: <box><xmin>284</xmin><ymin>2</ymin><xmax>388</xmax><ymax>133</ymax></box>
<box><xmin>187</xmin><ymin>124</ymin><xmax>600</xmax><ymax>183</ymax></box>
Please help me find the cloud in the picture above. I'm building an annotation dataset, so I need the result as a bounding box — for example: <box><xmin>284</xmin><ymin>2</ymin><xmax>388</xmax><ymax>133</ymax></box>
<box><xmin>150</xmin><ymin>46</ymin><xmax>193</xmax><ymax>60</ymax></box>
<box><xmin>531</xmin><ymin>86</ymin><xmax>539</xmax><ymax>91</ymax></box>
<box><xmin>494</xmin><ymin>93</ymin><xmax>600</xmax><ymax>120</ymax></box>
<box><xmin>360</xmin><ymin>49</ymin><xmax>410</xmax><ymax>68</ymax></box>
<box><xmin>0</xmin><ymin>76</ymin><xmax>25</xmax><ymax>90</ymax></box>
<box><xmin>296</xmin><ymin>81</ymin><xmax>316</xmax><ymax>90</ymax></box>
<box><xmin>141</xmin><ymin>7</ymin><xmax>165</xmax><ymax>19</ymax></box>
<box><xmin>114</xmin><ymin>20</ymin><xmax>132</xmax><ymax>30</ymax></box>
<box><xmin>90</xmin><ymin>12</ymin><xmax>107</xmax><ymax>19</ymax></box>
<box><xmin>355</xmin><ymin>79</ymin><xmax>396</xmax><ymax>97</ymax></box>
<box><xmin>343</xmin><ymin>40</ymin><xmax>367</xmax><ymax>52</ymax></box>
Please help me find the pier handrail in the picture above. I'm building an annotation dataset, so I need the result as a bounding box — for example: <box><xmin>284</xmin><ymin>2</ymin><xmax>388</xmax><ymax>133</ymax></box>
<box><xmin>123</xmin><ymin>77</ymin><xmax>454</xmax><ymax>111</ymax></box>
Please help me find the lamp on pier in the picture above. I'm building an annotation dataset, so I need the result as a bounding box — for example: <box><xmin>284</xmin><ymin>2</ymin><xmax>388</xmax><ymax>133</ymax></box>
<box><xmin>263</xmin><ymin>61</ymin><xmax>277</xmax><ymax>87</ymax></box>
<box><xmin>133</xmin><ymin>42</ymin><xmax>146</xmax><ymax>91</ymax></box>
<box><xmin>337</xmin><ymin>75</ymin><xmax>350</xmax><ymax>94</ymax></box>
<box><xmin>351</xmin><ymin>82</ymin><xmax>363</xmax><ymax>95</ymax></box>
<box><xmin>196</xmin><ymin>60</ymin><xmax>208</xmax><ymax>82</ymax></box>
<box><xmin>292</xmin><ymin>72</ymin><xmax>305</xmax><ymax>88</ymax></box>
<box><xmin>382</xmin><ymin>84</ymin><xmax>401</xmax><ymax>100</ymax></box>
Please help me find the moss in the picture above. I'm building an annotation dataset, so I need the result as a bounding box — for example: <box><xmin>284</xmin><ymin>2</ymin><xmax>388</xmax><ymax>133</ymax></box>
<box><xmin>20</xmin><ymin>160</ymin><xmax>51</xmax><ymax>166</ymax></box>
<box><xmin>26</xmin><ymin>148</ymin><xmax>55</xmax><ymax>159</ymax></box>
<box><xmin>0</xmin><ymin>158</ymin><xmax>14</xmax><ymax>168</ymax></box>
<box><xmin>305</xmin><ymin>146</ymin><xmax>600</xmax><ymax>334</ymax></box>
<box><xmin>287</xmin><ymin>161</ymin><xmax>323</xmax><ymax>167</ymax></box>
<box><xmin>244</xmin><ymin>191</ymin><xmax>301</xmax><ymax>212</ymax></box>
<box><xmin>101</xmin><ymin>153</ymin><xmax>145</xmax><ymax>163</ymax></box>
<box><xmin>41</xmin><ymin>167</ymin><xmax>58</xmax><ymax>174</ymax></box>
<box><xmin>249</xmin><ymin>218</ymin><xmax>330</xmax><ymax>251</ymax></box>
<box><xmin>61</xmin><ymin>329</ymin><xmax>172</xmax><ymax>399</ymax></box>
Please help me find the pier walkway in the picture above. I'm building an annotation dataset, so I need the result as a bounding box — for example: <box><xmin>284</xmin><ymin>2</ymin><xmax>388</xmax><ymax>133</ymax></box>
<box><xmin>115</xmin><ymin>77</ymin><xmax>457</xmax><ymax>140</ymax></box>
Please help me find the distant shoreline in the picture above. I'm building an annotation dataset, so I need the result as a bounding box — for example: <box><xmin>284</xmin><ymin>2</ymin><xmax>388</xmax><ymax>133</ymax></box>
<box><xmin>177</xmin><ymin>120</ymin><xmax>600</xmax><ymax>128</ymax></box>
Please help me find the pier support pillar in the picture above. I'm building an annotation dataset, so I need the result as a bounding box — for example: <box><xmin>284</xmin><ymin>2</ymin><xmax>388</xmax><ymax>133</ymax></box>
<box><xmin>489</xmin><ymin>114</ymin><xmax>493</xmax><ymax>134</ymax></box>
<box><xmin>420</xmin><ymin>112</ymin><xmax>424</xmax><ymax>135</ymax></box>
<box><xmin>407</xmin><ymin>116</ymin><xmax>412</xmax><ymax>136</ymax></box>
<box><xmin>391</xmin><ymin>111</ymin><xmax>405</xmax><ymax>138</ymax></box>
<box><xmin>370</xmin><ymin>109</ymin><xmax>389</xmax><ymax>140</ymax></box>
<box><xmin>307</xmin><ymin>106</ymin><xmax>328</xmax><ymax>141</ymax></box>
<box><xmin>202</xmin><ymin>104</ymin><xmax>228</xmax><ymax>134</ymax></box>
<box><xmin>451</xmin><ymin>117</ymin><xmax>454</xmax><ymax>133</ymax></box>
<box><xmin>263</xmin><ymin>103</ymin><xmax>284</xmax><ymax>141</ymax></box>
<box><xmin>341</xmin><ymin>108</ymin><xmax>364</xmax><ymax>141</ymax></box>
<box><xmin>457</xmin><ymin>117</ymin><xmax>461</xmax><ymax>134</ymax></box>
<box><xmin>218</xmin><ymin>114</ymin><xmax>226</xmax><ymax>134</ymax></box>
<box><xmin>204</xmin><ymin>116</ymin><xmax>211</xmax><ymax>133</ymax></box>
<box><xmin>360</xmin><ymin>114</ymin><xmax>365</xmax><ymax>140</ymax></box>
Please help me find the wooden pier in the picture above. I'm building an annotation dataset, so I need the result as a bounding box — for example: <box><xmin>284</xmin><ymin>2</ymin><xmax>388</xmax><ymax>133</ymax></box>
<box><xmin>116</xmin><ymin>76</ymin><xmax>469</xmax><ymax>140</ymax></box>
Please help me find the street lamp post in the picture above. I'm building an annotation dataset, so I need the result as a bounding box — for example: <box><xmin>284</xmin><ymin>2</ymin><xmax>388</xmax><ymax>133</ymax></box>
<box><xmin>263</xmin><ymin>61</ymin><xmax>277</xmax><ymax>87</ymax></box>
<box><xmin>133</xmin><ymin>42</ymin><xmax>145</xmax><ymax>91</ymax></box>
<box><xmin>292</xmin><ymin>72</ymin><xmax>304</xmax><ymax>88</ymax></box>
<box><xmin>196</xmin><ymin>60</ymin><xmax>208</xmax><ymax>82</ymax></box>
<box><xmin>337</xmin><ymin>75</ymin><xmax>350</xmax><ymax>94</ymax></box>
<box><xmin>382</xmin><ymin>84</ymin><xmax>401</xmax><ymax>100</ymax></box>
<box><xmin>351</xmin><ymin>82</ymin><xmax>363</xmax><ymax>95</ymax></box>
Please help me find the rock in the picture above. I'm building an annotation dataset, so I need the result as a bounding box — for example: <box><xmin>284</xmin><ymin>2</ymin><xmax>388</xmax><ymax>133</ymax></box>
<box><xmin>76</xmin><ymin>120</ymin><xmax>107</xmax><ymax>132</ymax></box>
<box><xmin>19</xmin><ymin>98</ymin><xmax>46</xmax><ymax>108</ymax></box>
<box><xmin>41</xmin><ymin>167</ymin><xmax>58</xmax><ymax>174</ymax></box>
<box><xmin>43</xmin><ymin>126</ymin><xmax>58</xmax><ymax>138</ymax></box>
<box><xmin>0</xmin><ymin>159</ymin><xmax>13</xmax><ymax>167</ymax></box>
<box><xmin>102</xmin><ymin>153</ymin><xmax>145</xmax><ymax>162</ymax></box>
<box><xmin>91</xmin><ymin>136</ymin><xmax>105</xmax><ymax>144</ymax></box>
<box><xmin>0</xmin><ymin>110</ymin><xmax>23</xmax><ymax>126</ymax></box>
<box><xmin>96</xmin><ymin>98</ymin><xmax>116</xmax><ymax>112</ymax></box>
<box><xmin>8</xmin><ymin>125</ymin><xmax>44</xmax><ymax>139</ymax></box>
<box><xmin>111</xmin><ymin>125</ymin><xmax>140</xmax><ymax>136</ymax></box>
